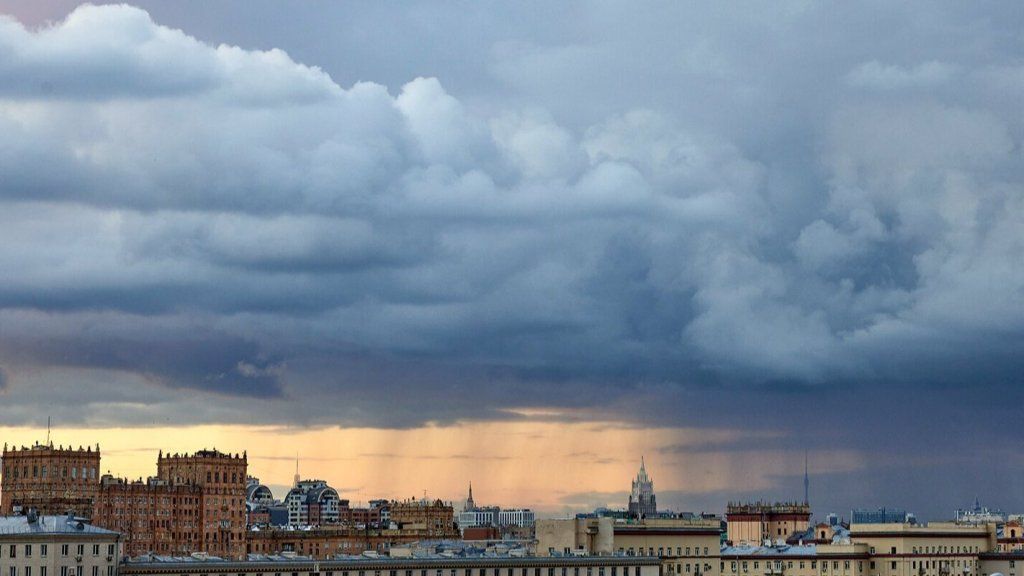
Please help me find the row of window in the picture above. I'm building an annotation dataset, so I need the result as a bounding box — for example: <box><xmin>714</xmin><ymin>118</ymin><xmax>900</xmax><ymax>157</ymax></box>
<box><xmin>726</xmin><ymin>560</ymin><xmax>855</xmax><ymax>572</ymax></box>
<box><xmin>201</xmin><ymin>472</ymin><xmax>244</xmax><ymax>485</ymax></box>
<box><xmin>667</xmin><ymin>563</ymin><xmax>712</xmax><ymax>574</ymax></box>
<box><xmin>221</xmin><ymin>568</ymin><xmax>643</xmax><ymax>576</ymax></box>
<box><xmin>907</xmin><ymin>546</ymin><xmax>980</xmax><ymax>555</ymax></box>
<box><xmin>619</xmin><ymin>547</ymin><xmax>711</xmax><ymax>558</ymax></box>
<box><xmin>4</xmin><ymin>466</ymin><xmax>96</xmax><ymax>481</ymax></box>
<box><xmin>7</xmin><ymin>545</ymin><xmax>115</xmax><ymax>559</ymax></box>
<box><xmin>1</xmin><ymin>566</ymin><xmax>114</xmax><ymax>576</ymax></box>
<box><xmin>721</xmin><ymin>558</ymin><xmax>980</xmax><ymax>574</ymax></box>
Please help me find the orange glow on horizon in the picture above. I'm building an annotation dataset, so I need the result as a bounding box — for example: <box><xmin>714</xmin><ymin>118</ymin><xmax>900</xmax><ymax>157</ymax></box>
<box><xmin>0</xmin><ymin>422</ymin><xmax>865</xmax><ymax>514</ymax></box>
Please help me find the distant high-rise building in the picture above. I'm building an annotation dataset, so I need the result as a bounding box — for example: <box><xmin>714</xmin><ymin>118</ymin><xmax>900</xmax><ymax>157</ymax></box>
<box><xmin>498</xmin><ymin>508</ymin><xmax>536</xmax><ymax>528</ymax></box>
<box><xmin>627</xmin><ymin>457</ymin><xmax>657</xmax><ymax>519</ymax></box>
<box><xmin>466</xmin><ymin>482</ymin><xmax>476</xmax><ymax>511</ymax></box>
<box><xmin>955</xmin><ymin>498</ymin><xmax>1005</xmax><ymax>525</ymax></box>
<box><xmin>852</xmin><ymin>507</ymin><xmax>911</xmax><ymax>524</ymax></box>
<box><xmin>285</xmin><ymin>479</ymin><xmax>342</xmax><ymax>526</ymax></box>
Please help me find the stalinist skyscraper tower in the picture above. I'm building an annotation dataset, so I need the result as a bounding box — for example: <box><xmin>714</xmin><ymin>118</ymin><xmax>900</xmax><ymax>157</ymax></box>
<box><xmin>628</xmin><ymin>457</ymin><xmax>657</xmax><ymax>518</ymax></box>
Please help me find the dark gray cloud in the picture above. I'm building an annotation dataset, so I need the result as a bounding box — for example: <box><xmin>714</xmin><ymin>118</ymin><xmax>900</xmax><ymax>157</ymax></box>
<box><xmin>0</xmin><ymin>0</ymin><xmax>1021</xmax><ymax>517</ymax></box>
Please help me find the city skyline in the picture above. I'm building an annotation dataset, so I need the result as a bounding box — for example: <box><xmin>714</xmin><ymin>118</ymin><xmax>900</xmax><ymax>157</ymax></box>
<box><xmin>0</xmin><ymin>1</ymin><xmax>1021</xmax><ymax>524</ymax></box>
<box><xmin>0</xmin><ymin>424</ymin><xmax>1008</xmax><ymax>523</ymax></box>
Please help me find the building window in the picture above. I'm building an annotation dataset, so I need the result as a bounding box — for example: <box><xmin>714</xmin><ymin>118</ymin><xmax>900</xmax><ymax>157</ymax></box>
<box><xmin>41</xmin><ymin>545</ymin><xmax>48</xmax><ymax>557</ymax></box>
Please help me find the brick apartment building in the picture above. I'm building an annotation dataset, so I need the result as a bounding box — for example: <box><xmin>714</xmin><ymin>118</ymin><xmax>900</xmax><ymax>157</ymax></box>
<box><xmin>1</xmin><ymin>443</ymin><xmax>248</xmax><ymax>559</ymax></box>
<box><xmin>1</xmin><ymin>442</ymin><xmax>101</xmax><ymax>518</ymax></box>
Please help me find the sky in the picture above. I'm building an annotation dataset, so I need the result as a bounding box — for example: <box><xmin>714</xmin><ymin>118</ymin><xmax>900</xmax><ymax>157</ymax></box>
<box><xmin>0</xmin><ymin>1</ymin><xmax>1021</xmax><ymax>520</ymax></box>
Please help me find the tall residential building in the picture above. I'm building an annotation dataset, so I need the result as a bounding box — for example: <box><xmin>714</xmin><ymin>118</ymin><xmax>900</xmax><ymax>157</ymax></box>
<box><xmin>284</xmin><ymin>480</ymin><xmax>341</xmax><ymax>526</ymax></box>
<box><xmin>1</xmin><ymin>443</ymin><xmax>101</xmax><ymax>518</ymax></box>
<box><xmin>628</xmin><ymin>458</ymin><xmax>657</xmax><ymax>519</ymax></box>
<box><xmin>94</xmin><ymin>474</ymin><xmax>204</xmax><ymax>556</ymax></box>
<box><xmin>155</xmin><ymin>449</ymin><xmax>248</xmax><ymax>559</ymax></box>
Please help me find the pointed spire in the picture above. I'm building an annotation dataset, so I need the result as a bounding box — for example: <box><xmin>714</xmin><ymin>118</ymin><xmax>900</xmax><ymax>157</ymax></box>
<box><xmin>803</xmin><ymin>451</ymin><xmax>810</xmax><ymax>505</ymax></box>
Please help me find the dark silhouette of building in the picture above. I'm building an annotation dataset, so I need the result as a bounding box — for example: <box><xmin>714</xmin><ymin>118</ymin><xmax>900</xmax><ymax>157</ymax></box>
<box><xmin>627</xmin><ymin>457</ymin><xmax>657</xmax><ymax>519</ymax></box>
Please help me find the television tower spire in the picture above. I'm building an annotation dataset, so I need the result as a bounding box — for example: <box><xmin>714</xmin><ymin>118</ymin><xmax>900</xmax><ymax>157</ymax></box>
<box><xmin>804</xmin><ymin>451</ymin><xmax>810</xmax><ymax>505</ymax></box>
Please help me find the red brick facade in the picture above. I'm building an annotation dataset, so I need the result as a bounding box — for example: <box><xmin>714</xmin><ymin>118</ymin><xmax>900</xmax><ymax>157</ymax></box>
<box><xmin>0</xmin><ymin>443</ymin><xmax>101</xmax><ymax>517</ymax></box>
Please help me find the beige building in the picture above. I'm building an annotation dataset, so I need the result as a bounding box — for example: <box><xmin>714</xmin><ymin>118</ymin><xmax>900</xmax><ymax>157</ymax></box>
<box><xmin>0</xmin><ymin>513</ymin><xmax>121</xmax><ymax>576</ymax></box>
<box><xmin>978</xmin><ymin>552</ymin><xmax>1024</xmax><ymax>576</ymax></box>
<box><xmin>720</xmin><ymin>522</ymin><xmax>999</xmax><ymax>576</ymax></box>
<box><xmin>537</xmin><ymin>517</ymin><xmax>722</xmax><ymax>576</ymax></box>
<box><xmin>848</xmin><ymin>522</ymin><xmax>995</xmax><ymax>576</ymax></box>
<box><xmin>997</xmin><ymin>521</ymin><xmax>1024</xmax><ymax>552</ymax></box>
<box><xmin>721</xmin><ymin>543</ymin><xmax>872</xmax><ymax>576</ymax></box>
<box><xmin>726</xmin><ymin>503</ymin><xmax>811</xmax><ymax>546</ymax></box>
<box><xmin>388</xmin><ymin>499</ymin><xmax>457</xmax><ymax>538</ymax></box>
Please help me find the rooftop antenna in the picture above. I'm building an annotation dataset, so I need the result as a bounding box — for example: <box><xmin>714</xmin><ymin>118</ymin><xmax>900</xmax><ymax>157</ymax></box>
<box><xmin>46</xmin><ymin>416</ymin><xmax>51</xmax><ymax>446</ymax></box>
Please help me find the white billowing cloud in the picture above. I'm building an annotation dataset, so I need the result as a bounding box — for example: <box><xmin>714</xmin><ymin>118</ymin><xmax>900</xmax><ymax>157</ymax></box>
<box><xmin>0</xmin><ymin>3</ymin><xmax>1020</xmax><ymax>427</ymax></box>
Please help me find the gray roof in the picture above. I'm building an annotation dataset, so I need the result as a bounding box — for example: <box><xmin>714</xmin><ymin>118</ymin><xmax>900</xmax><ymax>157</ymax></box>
<box><xmin>0</xmin><ymin>515</ymin><xmax>119</xmax><ymax>537</ymax></box>
<box><xmin>121</xmin><ymin>555</ymin><xmax>663</xmax><ymax>572</ymax></box>
<box><xmin>720</xmin><ymin>544</ymin><xmax>821</xmax><ymax>557</ymax></box>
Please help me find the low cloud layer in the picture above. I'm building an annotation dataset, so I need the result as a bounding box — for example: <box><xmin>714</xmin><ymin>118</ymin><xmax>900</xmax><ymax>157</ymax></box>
<box><xmin>0</xmin><ymin>2</ymin><xmax>1021</xmax><ymax>514</ymax></box>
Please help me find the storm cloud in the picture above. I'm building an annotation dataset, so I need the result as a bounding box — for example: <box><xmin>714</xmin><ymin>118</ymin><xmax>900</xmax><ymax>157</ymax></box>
<box><xmin>0</xmin><ymin>1</ymin><xmax>1021</xmax><ymax>516</ymax></box>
